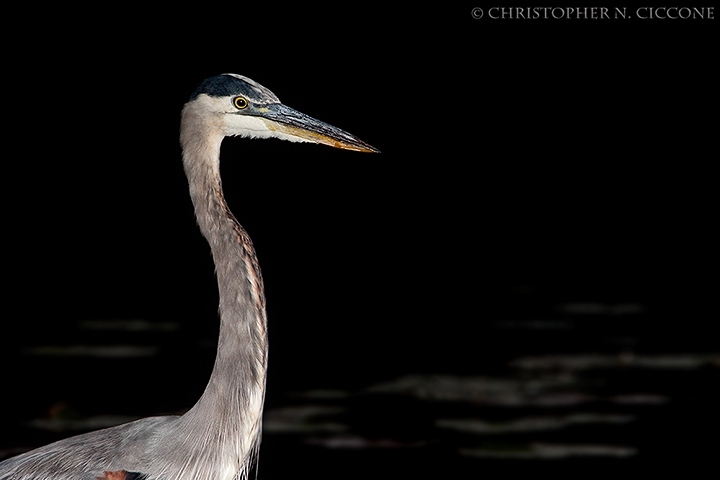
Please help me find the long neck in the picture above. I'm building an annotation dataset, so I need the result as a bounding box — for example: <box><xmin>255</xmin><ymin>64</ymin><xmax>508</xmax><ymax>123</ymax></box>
<box><xmin>174</xmin><ymin>110</ymin><xmax>268</xmax><ymax>478</ymax></box>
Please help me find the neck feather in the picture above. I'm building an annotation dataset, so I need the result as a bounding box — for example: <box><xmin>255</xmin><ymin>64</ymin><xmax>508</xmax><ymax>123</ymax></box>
<box><xmin>174</xmin><ymin>112</ymin><xmax>268</xmax><ymax>477</ymax></box>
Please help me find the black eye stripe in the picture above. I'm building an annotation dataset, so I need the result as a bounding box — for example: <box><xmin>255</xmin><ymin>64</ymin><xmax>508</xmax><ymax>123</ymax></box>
<box><xmin>233</xmin><ymin>96</ymin><xmax>249</xmax><ymax>109</ymax></box>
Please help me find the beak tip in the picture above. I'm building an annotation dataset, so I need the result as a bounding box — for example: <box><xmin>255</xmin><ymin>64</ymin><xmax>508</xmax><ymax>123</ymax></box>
<box><xmin>361</xmin><ymin>145</ymin><xmax>381</xmax><ymax>154</ymax></box>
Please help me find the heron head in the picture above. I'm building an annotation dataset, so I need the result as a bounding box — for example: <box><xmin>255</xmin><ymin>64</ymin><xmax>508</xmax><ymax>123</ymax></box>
<box><xmin>182</xmin><ymin>74</ymin><xmax>378</xmax><ymax>153</ymax></box>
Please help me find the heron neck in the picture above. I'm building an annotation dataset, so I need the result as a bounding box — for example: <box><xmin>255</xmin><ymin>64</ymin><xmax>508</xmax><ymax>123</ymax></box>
<box><xmin>177</xmin><ymin>125</ymin><xmax>268</xmax><ymax>466</ymax></box>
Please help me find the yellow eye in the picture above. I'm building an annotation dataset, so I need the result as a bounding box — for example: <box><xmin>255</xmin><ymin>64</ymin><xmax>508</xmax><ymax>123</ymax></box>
<box><xmin>233</xmin><ymin>96</ymin><xmax>249</xmax><ymax>109</ymax></box>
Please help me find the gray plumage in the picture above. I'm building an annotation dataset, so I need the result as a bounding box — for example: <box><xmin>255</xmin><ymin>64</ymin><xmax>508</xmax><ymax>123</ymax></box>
<box><xmin>0</xmin><ymin>74</ymin><xmax>377</xmax><ymax>480</ymax></box>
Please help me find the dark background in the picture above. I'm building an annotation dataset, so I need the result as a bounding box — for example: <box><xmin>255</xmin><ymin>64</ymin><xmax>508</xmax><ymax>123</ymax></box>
<box><xmin>1</xmin><ymin>4</ymin><xmax>717</xmax><ymax>478</ymax></box>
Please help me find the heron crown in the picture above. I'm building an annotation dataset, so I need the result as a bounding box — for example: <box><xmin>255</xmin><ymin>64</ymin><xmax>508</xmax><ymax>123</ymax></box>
<box><xmin>189</xmin><ymin>74</ymin><xmax>280</xmax><ymax>104</ymax></box>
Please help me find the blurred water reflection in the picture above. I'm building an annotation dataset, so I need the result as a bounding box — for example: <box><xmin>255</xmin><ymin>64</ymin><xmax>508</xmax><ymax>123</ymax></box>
<box><xmin>1</xmin><ymin>303</ymin><xmax>718</xmax><ymax>475</ymax></box>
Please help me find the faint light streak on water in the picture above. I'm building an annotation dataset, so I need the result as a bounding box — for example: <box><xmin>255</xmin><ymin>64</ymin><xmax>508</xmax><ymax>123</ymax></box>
<box><xmin>436</xmin><ymin>413</ymin><xmax>635</xmax><ymax>435</ymax></box>
<box><xmin>365</xmin><ymin>374</ymin><xmax>584</xmax><ymax>404</ymax></box>
<box><xmin>511</xmin><ymin>353</ymin><xmax>720</xmax><ymax>370</ymax></box>
<box><xmin>263</xmin><ymin>405</ymin><xmax>348</xmax><ymax>433</ymax></box>
<box><xmin>22</xmin><ymin>345</ymin><xmax>160</xmax><ymax>358</ymax></box>
<box><xmin>304</xmin><ymin>435</ymin><xmax>428</xmax><ymax>449</ymax></box>
<box><xmin>556</xmin><ymin>302</ymin><xmax>647</xmax><ymax>315</ymax></box>
<box><xmin>78</xmin><ymin>319</ymin><xmax>179</xmax><ymax>332</ymax></box>
<box><xmin>493</xmin><ymin>319</ymin><xmax>573</xmax><ymax>330</ymax></box>
<box><xmin>27</xmin><ymin>415</ymin><xmax>141</xmax><ymax>432</ymax></box>
<box><xmin>608</xmin><ymin>393</ymin><xmax>669</xmax><ymax>405</ymax></box>
<box><xmin>460</xmin><ymin>442</ymin><xmax>638</xmax><ymax>459</ymax></box>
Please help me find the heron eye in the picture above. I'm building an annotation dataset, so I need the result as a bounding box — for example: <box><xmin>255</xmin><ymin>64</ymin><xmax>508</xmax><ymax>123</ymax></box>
<box><xmin>233</xmin><ymin>96</ymin><xmax>249</xmax><ymax>110</ymax></box>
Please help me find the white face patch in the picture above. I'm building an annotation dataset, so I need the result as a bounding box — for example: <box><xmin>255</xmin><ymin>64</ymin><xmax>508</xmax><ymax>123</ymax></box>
<box><xmin>222</xmin><ymin>114</ymin><xmax>273</xmax><ymax>138</ymax></box>
<box><xmin>225</xmin><ymin>115</ymin><xmax>315</xmax><ymax>144</ymax></box>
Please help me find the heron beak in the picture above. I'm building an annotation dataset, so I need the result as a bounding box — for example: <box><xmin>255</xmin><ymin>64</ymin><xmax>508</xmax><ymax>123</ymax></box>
<box><xmin>258</xmin><ymin>103</ymin><xmax>379</xmax><ymax>153</ymax></box>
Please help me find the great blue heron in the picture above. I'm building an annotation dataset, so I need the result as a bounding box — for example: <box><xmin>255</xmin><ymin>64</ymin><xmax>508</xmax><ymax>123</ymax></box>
<box><xmin>0</xmin><ymin>74</ymin><xmax>378</xmax><ymax>480</ymax></box>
